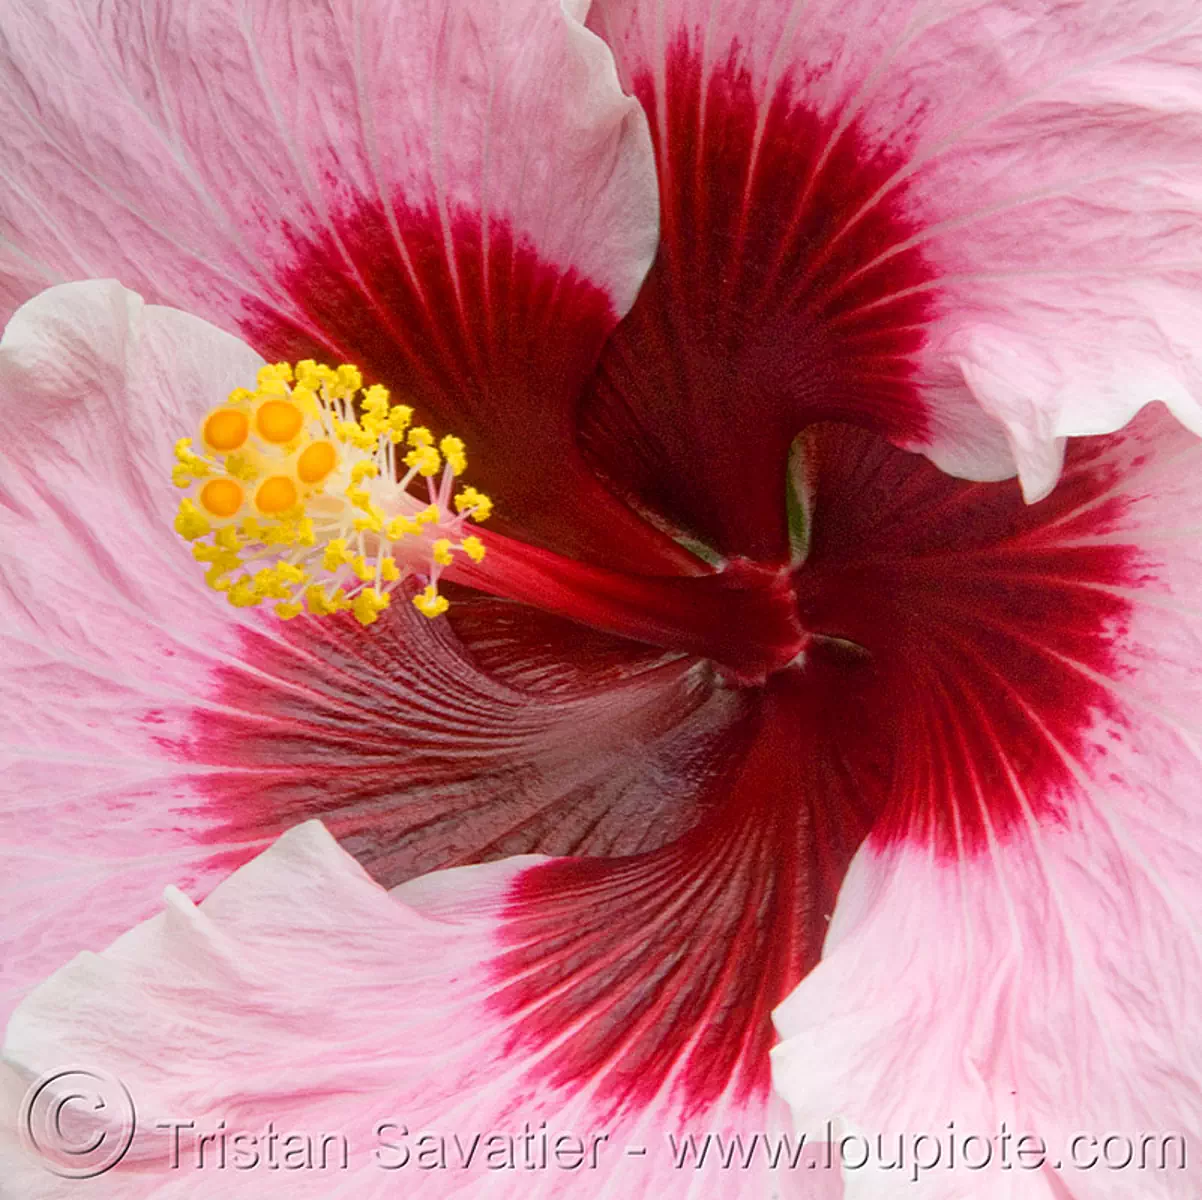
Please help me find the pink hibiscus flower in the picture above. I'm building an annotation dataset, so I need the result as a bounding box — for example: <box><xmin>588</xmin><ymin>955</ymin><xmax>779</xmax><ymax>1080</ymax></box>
<box><xmin>3</xmin><ymin>1</ymin><xmax>1202</xmax><ymax>1196</ymax></box>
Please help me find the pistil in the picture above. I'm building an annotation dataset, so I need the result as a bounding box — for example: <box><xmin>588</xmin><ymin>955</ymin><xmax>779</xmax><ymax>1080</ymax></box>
<box><xmin>172</xmin><ymin>361</ymin><xmax>489</xmax><ymax>625</ymax></box>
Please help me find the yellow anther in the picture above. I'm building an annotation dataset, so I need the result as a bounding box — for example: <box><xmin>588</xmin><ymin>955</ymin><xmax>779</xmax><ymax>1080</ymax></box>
<box><xmin>254</xmin><ymin>475</ymin><xmax>299</xmax><ymax>515</ymax></box>
<box><xmin>295</xmin><ymin>360</ymin><xmax>321</xmax><ymax>389</ymax></box>
<box><xmin>385</xmin><ymin>515</ymin><xmax>420</xmax><ymax>539</ymax></box>
<box><xmin>305</xmin><ymin>584</ymin><xmax>351</xmax><ymax>616</ymax></box>
<box><xmin>253</xmin><ymin>567</ymin><xmax>290</xmax><ymax>599</ymax></box>
<box><xmin>255</xmin><ymin>399</ymin><xmax>304</xmax><ymax>444</ymax></box>
<box><xmin>174</xmin><ymin>499</ymin><xmax>211</xmax><ymax>541</ymax></box>
<box><xmin>214</xmin><ymin>525</ymin><xmax>242</xmax><ymax>552</ymax></box>
<box><xmin>440</xmin><ymin>436</ymin><xmax>467</xmax><ymax>475</ymax></box>
<box><xmin>172</xmin><ymin>437</ymin><xmax>211</xmax><ymax>483</ymax></box>
<box><xmin>387</xmin><ymin>406</ymin><xmax>413</xmax><ymax>442</ymax></box>
<box><xmin>352</xmin><ymin>508</ymin><xmax>384</xmax><ymax>534</ymax></box>
<box><xmin>336</xmin><ymin>364</ymin><xmax>363</xmax><ymax>395</ymax></box>
<box><xmin>257</xmin><ymin>364</ymin><xmax>292</xmax><ymax>392</ymax></box>
<box><xmin>262</xmin><ymin>522</ymin><xmax>296</xmax><ymax>546</ymax></box>
<box><xmin>323</xmin><ymin>539</ymin><xmax>351</xmax><ymax>572</ymax></box>
<box><xmin>297</xmin><ymin>439</ymin><xmax>338</xmax><ymax>485</ymax></box>
<box><xmin>363</xmin><ymin>384</ymin><xmax>390</xmax><ymax>415</ymax></box>
<box><xmin>334</xmin><ymin>419</ymin><xmax>376</xmax><ymax>450</ymax></box>
<box><xmin>413</xmin><ymin>584</ymin><xmax>449</xmax><ymax>619</ymax></box>
<box><xmin>205</xmin><ymin>563</ymin><xmax>236</xmax><ymax>591</ymax></box>
<box><xmin>352</xmin><ymin>587</ymin><xmax>390</xmax><ymax>627</ymax></box>
<box><xmin>175</xmin><ymin>359</ymin><xmax>490</xmax><ymax>629</ymax></box>
<box><xmin>405</xmin><ymin>445</ymin><xmax>441</xmax><ymax>477</ymax></box>
<box><xmin>454</xmin><ymin>487</ymin><xmax>493</xmax><ymax>521</ymax></box>
<box><xmin>203</xmin><ymin>408</ymin><xmax>250</xmax><ymax>452</ymax></box>
<box><xmin>199</xmin><ymin>477</ymin><xmax>244</xmax><ymax>519</ymax></box>
<box><xmin>292</xmin><ymin>384</ymin><xmax>320</xmax><ymax>419</ymax></box>
<box><xmin>227</xmin><ymin>578</ymin><xmax>262</xmax><ymax>608</ymax></box>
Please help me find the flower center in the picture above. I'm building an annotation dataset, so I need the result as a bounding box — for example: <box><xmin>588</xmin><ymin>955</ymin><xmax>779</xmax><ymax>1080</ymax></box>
<box><xmin>171</xmin><ymin>361</ymin><xmax>490</xmax><ymax>626</ymax></box>
<box><xmin>169</xmin><ymin>362</ymin><xmax>806</xmax><ymax>676</ymax></box>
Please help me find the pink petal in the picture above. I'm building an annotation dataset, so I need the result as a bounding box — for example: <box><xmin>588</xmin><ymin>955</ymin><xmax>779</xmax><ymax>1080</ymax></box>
<box><xmin>0</xmin><ymin>0</ymin><xmax>654</xmax><ymax>325</ymax></box>
<box><xmin>582</xmin><ymin>1</ymin><xmax>1202</xmax><ymax>559</ymax></box>
<box><xmin>775</xmin><ymin>406</ymin><xmax>1202</xmax><ymax>1198</ymax></box>
<box><xmin>0</xmin><ymin>281</ymin><xmax>278</xmax><ymax>1024</ymax></box>
<box><xmin>0</xmin><ymin>282</ymin><xmax>818</xmax><ymax>1163</ymax></box>
<box><xmin>0</xmin><ymin>0</ymin><xmax>685</xmax><ymax>570</ymax></box>
<box><xmin>193</xmin><ymin>611</ymin><xmax>869</xmax><ymax>1105</ymax></box>
<box><xmin>0</xmin><ymin>283</ymin><xmax>760</xmax><ymax>1039</ymax></box>
<box><xmin>0</xmin><ymin>821</ymin><xmax>836</xmax><ymax>1198</ymax></box>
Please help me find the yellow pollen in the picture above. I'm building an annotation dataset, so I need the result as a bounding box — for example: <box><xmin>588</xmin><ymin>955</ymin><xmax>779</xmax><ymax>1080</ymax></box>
<box><xmin>256</xmin><ymin>399</ymin><xmax>305</xmax><ymax>444</ymax></box>
<box><xmin>413</xmin><ymin>584</ymin><xmax>450</xmax><ymax>619</ymax></box>
<box><xmin>440</xmin><ymin>436</ymin><xmax>467</xmax><ymax>476</ymax></box>
<box><xmin>255</xmin><ymin>475</ymin><xmax>299</xmax><ymax>514</ymax></box>
<box><xmin>405</xmin><ymin>444</ymin><xmax>442</xmax><ymax>477</ymax></box>
<box><xmin>297</xmin><ymin>439</ymin><xmax>337</xmax><ymax>484</ymax></box>
<box><xmin>199</xmin><ymin>477</ymin><xmax>244</xmax><ymax>518</ymax></box>
<box><xmin>172</xmin><ymin>360</ymin><xmax>491</xmax><ymax>625</ymax></box>
<box><xmin>352</xmin><ymin>587</ymin><xmax>391</xmax><ymax>627</ymax></box>
<box><xmin>203</xmin><ymin>408</ymin><xmax>250</xmax><ymax>452</ymax></box>
<box><xmin>454</xmin><ymin>487</ymin><xmax>493</xmax><ymax>521</ymax></box>
<box><xmin>174</xmin><ymin>499</ymin><xmax>210</xmax><ymax>541</ymax></box>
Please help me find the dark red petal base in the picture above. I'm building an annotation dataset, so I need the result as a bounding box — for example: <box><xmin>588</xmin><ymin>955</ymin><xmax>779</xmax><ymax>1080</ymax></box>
<box><xmin>241</xmin><ymin>199</ymin><xmax>696</xmax><ymax>575</ymax></box>
<box><xmin>194</xmin><ymin>419</ymin><xmax>1142</xmax><ymax>1119</ymax></box>
<box><xmin>578</xmin><ymin>34</ymin><xmax>938</xmax><ymax>562</ymax></box>
<box><xmin>215</xmin><ymin>25</ymin><xmax>1144</xmax><ymax>1126</ymax></box>
<box><xmin>487</xmin><ymin>421</ymin><xmax>1141</xmax><ymax>1113</ymax></box>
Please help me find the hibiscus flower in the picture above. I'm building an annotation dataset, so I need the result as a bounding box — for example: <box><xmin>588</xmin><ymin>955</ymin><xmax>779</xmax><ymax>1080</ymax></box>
<box><xmin>3</xmin><ymin>0</ymin><xmax>1202</xmax><ymax>1196</ymax></box>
